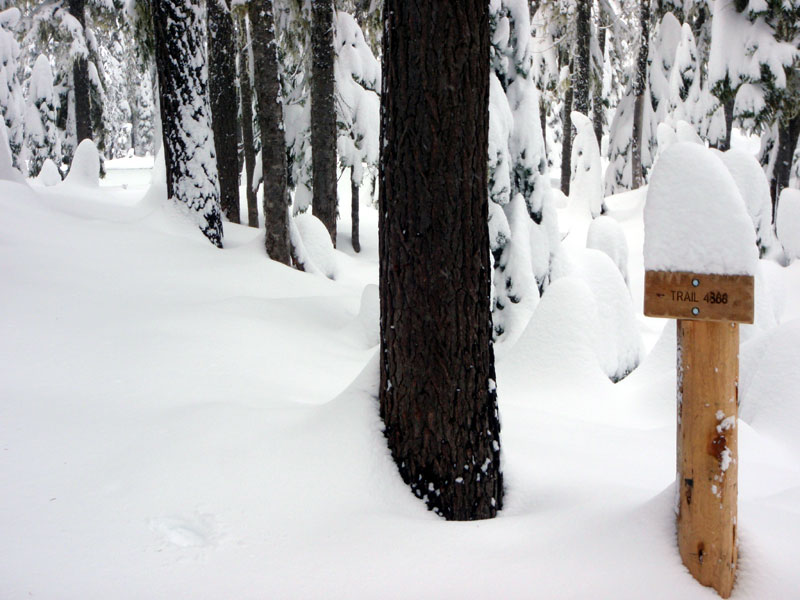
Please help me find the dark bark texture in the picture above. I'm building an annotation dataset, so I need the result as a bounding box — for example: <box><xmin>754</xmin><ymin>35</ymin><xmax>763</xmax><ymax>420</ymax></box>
<box><xmin>235</xmin><ymin>10</ymin><xmax>259</xmax><ymax>228</ymax></box>
<box><xmin>152</xmin><ymin>0</ymin><xmax>224</xmax><ymax>247</ymax></box>
<box><xmin>573</xmin><ymin>0</ymin><xmax>591</xmax><ymax>116</ymax></box>
<box><xmin>380</xmin><ymin>0</ymin><xmax>503</xmax><ymax>521</ymax></box>
<box><xmin>771</xmin><ymin>112</ymin><xmax>800</xmax><ymax>218</ymax></box>
<box><xmin>560</xmin><ymin>61</ymin><xmax>573</xmax><ymax>196</ymax></box>
<box><xmin>351</xmin><ymin>177</ymin><xmax>360</xmax><ymax>253</ymax></box>
<box><xmin>311</xmin><ymin>0</ymin><xmax>338</xmax><ymax>245</ymax></box>
<box><xmin>208</xmin><ymin>0</ymin><xmax>241</xmax><ymax>224</ymax></box>
<box><xmin>593</xmin><ymin>17</ymin><xmax>607</xmax><ymax>148</ymax></box>
<box><xmin>68</xmin><ymin>0</ymin><xmax>92</xmax><ymax>144</ymax></box>
<box><xmin>631</xmin><ymin>0</ymin><xmax>649</xmax><ymax>189</ymax></box>
<box><xmin>249</xmin><ymin>0</ymin><xmax>292</xmax><ymax>265</ymax></box>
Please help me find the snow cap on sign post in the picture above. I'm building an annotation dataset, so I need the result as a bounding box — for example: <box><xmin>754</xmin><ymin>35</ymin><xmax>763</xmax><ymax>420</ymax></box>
<box><xmin>643</xmin><ymin>143</ymin><xmax>757</xmax><ymax>323</ymax></box>
<box><xmin>644</xmin><ymin>142</ymin><xmax>757</xmax><ymax>277</ymax></box>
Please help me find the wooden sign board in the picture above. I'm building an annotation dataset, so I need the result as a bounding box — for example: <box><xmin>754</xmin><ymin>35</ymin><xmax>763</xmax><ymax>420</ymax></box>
<box><xmin>644</xmin><ymin>270</ymin><xmax>754</xmax><ymax>324</ymax></box>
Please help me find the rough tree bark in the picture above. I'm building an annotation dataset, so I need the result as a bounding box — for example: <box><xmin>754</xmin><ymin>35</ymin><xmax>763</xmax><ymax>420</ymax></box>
<box><xmin>573</xmin><ymin>0</ymin><xmax>591</xmax><ymax>116</ymax></box>
<box><xmin>249</xmin><ymin>0</ymin><xmax>292</xmax><ymax>265</ymax></box>
<box><xmin>561</xmin><ymin>60</ymin><xmax>574</xmax><ymax>196</ymax></box>
<box><xmin>351</xmin><ymin>176</ymin><xmax>360</xmax><ymax>253</ymax></box>
<box><xmin>631</xmin><ymin>0</ymin><xmax>649</xmax><ymax>190</ymax></box>
<box><xmin>593</xmin><ymin>14</ymin><xmax>607</xmax><ymax>148</ymax></box>
<box><xmin>311</xmin><ymin>0</ymin><xmax>337</xmax><ymax>245</ymax></box>
<box><xmin>235</xmin><ymin>9</ymin><xmax>259</xmax><ymax>228</ymax></box>
<box><xmin>208</xmin><ymin>0</ymin><xmax>241</xmax><ymax>224</ymax></box>
<box><xmin>380</xmin><ymin>0</ymin><xmax>503</xmax><ymax>521</ymax></box>
<box><xmin>771</xmin><ymin>112</ymin><xmax>800</xmax><ymax>219</ymax></box>
<box><xmin>68</xmin><ymin>0</ymin><xmax>92</xmax><ymax>144</ymax></box>
<box><xmin>152</xmin><ymin>0</ymin><xmax>224</xmax><ymax>247</ymax></box>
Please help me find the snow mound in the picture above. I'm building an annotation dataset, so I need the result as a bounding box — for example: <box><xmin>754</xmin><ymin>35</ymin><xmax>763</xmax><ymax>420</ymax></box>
<box><xmin>656</xmin><ymin>122</ymin><xmax>677</xmax><ymax>155</ymax></box>
<box><xmin>740</xmin><ymin>319</ymin><xmax>800</xmax><ymax>454</ymax></box>
<box><xmin>777</xmin><ymin>188</ymin><xmax>800</xmax><ymax>262</ymax></box>
<box><xmin>719</xmin><ymin>148</ymin><xmax>778</xmax><ymax>257</ymax></box>
<box><xmin>675</xmin><ymin>120</ymin><xmax>702</xmax><ymax>145</ymax></box>
<box><xmin>355</xmin><ymin>284</ymin><xmax>379</xmax><ymax>347</ymax></box>
<box><xmin>501</xmin><ymin>276</ymin><xmax>608</xmax><ymax>389</ymax></box>
<box><xmin>574</xmin><ymin>249</ymin><xmax>643</xmax><ymax>381</ymax></box>
<box><xmin>644</xmin><ymin>142</ymin><xmax>757</xmax><ymax>275</ymax></box>
<box><xmin>293</xmin><ymin>212</ymin><xmax>338</xmax><ymax>279</ymax></box>
<box><xmin>586</xmin><ymin>215</ymin><xmax>629</xmax><ymax>284</ymax></box>
<box><xmin>36</xmin><ymin>158</ymin><xmax>61</xmax><ymax>187</ymax></box>
<box><xmin>64</xmin><ymin>139</ymin><xmax>100</xmax><ymax>187</ymax></box>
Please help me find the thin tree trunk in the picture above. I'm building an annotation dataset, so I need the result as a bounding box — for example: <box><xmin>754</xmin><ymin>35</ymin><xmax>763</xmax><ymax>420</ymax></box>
<box><xmin>593</xmin><ymin>16</ymin><xmax>606</xmax><ymax>149</ymax></box>
<box><xmin>152</xmin><ymin>0</ymin><xmax>224</xmax><ymax>247</ymax></box>
<box><xmin>539</xmin><ymin>98</ymin><xmax>548</xmax><ymax>162</ymax></box>
<box><xmin>311</xmin><ymin>0</ymin><xmax>337</xmax><ymax>245</ymax></box>
<box><xmin>68</xmin><ymin>0</ymin><xmax>92</xmax><ymax>144</ymax></box>
<box><xmin>380</xmin><ymin>0</ymin><xmax>502</xmax><ymax>521</ymax></box>
<box><xmin>208</xmin><ymin>0</ymin><xmax>241</xmax><ymax>224</ymax></box>
<box><xmin>722</xmin><ymin>97</ymin><xmax>734</xmax><ymax>152</ymax></box>
<box><xmin>249</xmin><ymin>0</ymin><xmax>291</xmax><ymax>264</ymax></box>
<box><xmin>561</xmin><ymin>61</ymin><xmax>573</xmax><ymax>196</ymax></box>
<box><xmin>631</xmin><ymin>0</ymin><xmax>649</xmax><ymax>190</ymax></box>
<box><xmin>771</xmin><ymin>112</ymin><xmax>800</xmax><ymax>221</ymax></box>
<box><xmin>351</xmin><ymin>175</ymin><xmax>360</xmax><ymax>253</ymax></box>
<box><xmin>573</xmin><ymin>0</ymin><xmax>591</xmax><ymax>116</ymax></box>
<box><xmin>235</xmin><ymin>10</ymin><xmax>259</xmax><ymax>228</ymax></box>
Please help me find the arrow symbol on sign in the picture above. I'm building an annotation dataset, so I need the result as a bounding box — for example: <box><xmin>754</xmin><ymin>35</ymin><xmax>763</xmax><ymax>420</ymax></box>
<box><xmin>656</xmin><ymin>293</ymin><xmax>665</xmax><ymax>298</ymax></box>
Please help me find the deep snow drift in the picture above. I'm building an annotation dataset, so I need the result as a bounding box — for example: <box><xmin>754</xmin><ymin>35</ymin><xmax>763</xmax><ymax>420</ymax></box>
<box><xmin>1</xmin><ymin>155</ymin><xmax>799</xmax><ymax>599</ymax></box>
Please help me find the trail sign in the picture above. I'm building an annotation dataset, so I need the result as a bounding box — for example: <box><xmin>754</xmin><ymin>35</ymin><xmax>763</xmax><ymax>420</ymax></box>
<box><xmin>644</xmin><ymin>271</ymin><xmax>754</xmax><ymax>324</ymax></box>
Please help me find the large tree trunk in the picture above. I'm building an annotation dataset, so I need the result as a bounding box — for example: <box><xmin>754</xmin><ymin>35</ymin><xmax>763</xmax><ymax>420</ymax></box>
<box><xmin>593</xmin><ymin>14</ymin><xmax>607</xmax><ymax>149</ymax></box>
<box><xmin>311</xmin><ymin>0</ymin><xmax>337</xmax><ymax>245</ymax></box>
<box><xmin>152</xmin><ymin>0</ymin><xmax>224</xmax><ymax>247</ymax></box>
<box><xmin>249</xmin><ymin>0</ymin><xmax>291</xmax><ymax>265</ymax></box>
<box><xmin>560</xmin><ymin>61</ymin><xmax>573</xmax><ymax>196</ymax></box>
<box><xmin>771</xmin><ymin>112</ymin><xmax>800</xmax><ymax>221</ymax></box>
<box><xmin>208</xmin><ymin>0</ymin><xmax>241</xmax><ymax>224</ymax></box>
<box><xmin>68</xmin><ymin>0</ymin><xmax>92</xmax><ymax>144</ymax></box>
<box><xmin>380</xmin><ymin>0</ymin><xmax>502</xmax><ymax>521</ymax></box>
<box><xmin>235</xmin><ymin>10</ymin><xmax>259</xmax><ymax>229</ymax></box>
<box><xmin>631</xmin><ymin>0</ymin><xmax>649</xmax><ymax>190</ymax></box>
<box><xmin>573</xmin><ymin>0</ymin><xmax>591</xmax><ymax>116</ymax></box>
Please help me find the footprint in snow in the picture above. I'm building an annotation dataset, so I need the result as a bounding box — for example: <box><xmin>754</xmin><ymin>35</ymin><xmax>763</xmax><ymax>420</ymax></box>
<box><xmin>149</xmin><ymin>513</ymin><xmax>219</xmax><ymax>549</ymax></box>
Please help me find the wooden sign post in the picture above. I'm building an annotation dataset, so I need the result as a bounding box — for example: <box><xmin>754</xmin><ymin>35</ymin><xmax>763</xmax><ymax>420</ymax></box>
<box><xmin>645</xmin><ymin>270</ymin><xmax>753</xmax><ymax>598</ymax></box>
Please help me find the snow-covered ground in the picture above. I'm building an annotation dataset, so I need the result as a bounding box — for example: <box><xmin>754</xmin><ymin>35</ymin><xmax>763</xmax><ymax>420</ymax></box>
<box><xmin>1</xmin><ymin>159</ymin><xmax>799</xmax><ymax>599</ymax></box>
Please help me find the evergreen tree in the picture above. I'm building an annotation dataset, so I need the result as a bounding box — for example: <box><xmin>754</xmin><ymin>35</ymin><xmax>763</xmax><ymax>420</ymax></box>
<box><xmin>152</xmin><ymin>0</ymin><xmax>223</xmax><ymax>247</ymax></box>
<box><xmin>234</xmin><ymin>7</ymin><xmax>259</xmax><ymax>228</ymax></box>
<box><xmin>0</xmin><ymin>7</ymin><xmax>24</xmax><ymax>170</ymax></box>
<box><xmin>208</xmin><ymin>0</ymin><xmax>241</xmax><ymax>224</ymax></box>
<box><xmin>334</xmin><ymin>11</ymin><xmax>380</xmax><ymax>253</ymax></box>
<box><xmin>24</xmin><ymin>54</ymin><xmax>61</xmax><ymax>177</ymax></box>
<box><xmin>249</xmin><ymin>0</ymin><xmax>292</xmax><ymax>264</ymax></box>
<box><xmin>380</xmin><ymin>0</ymin><xmax>502</xmax><ymax>520</ymax></box>
<box><xmin>310</xmin><ymin>0</ymin><xmax>337</xmax><ymax>245</ymax></box>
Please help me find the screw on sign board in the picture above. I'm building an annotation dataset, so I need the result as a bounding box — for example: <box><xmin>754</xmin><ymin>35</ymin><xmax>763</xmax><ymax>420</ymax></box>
<box><xmin>643</xmin><ymin>143</ymin><xmax>759</xmax><ymax>598</ymax></box>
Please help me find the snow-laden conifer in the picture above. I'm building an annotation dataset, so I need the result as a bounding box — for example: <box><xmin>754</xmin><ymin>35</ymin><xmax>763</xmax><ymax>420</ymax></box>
<box><xmin>25</xmin><ymin>55</ymin><xmax>61</xmax><ymax>177</ymax></box>
<box><xmin>0</xmin><ymin>7</ymin><xmax>24</xmax><ymax>170</ymax></box>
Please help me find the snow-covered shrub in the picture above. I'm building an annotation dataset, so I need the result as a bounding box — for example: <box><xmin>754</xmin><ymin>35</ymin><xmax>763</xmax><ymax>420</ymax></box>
<box><xmin>569</xmin><ymin>111</ymin><xmax>604</xmax><ymax>218</ymax></box>
<box><xmin>63</xmin><ymin>138</ymin><xmax>99</xmax><ymax>187</ymax></box>
<box><xmin>777</xmin><ymin>188</ymin><xmax>800</xmax><ymax>263</ymax></box>
<box><xmin>291</xmin><ymin>212</ymin><xmax>338</xmax><ymax>279</ymax></box>
<box><xmin>719</xmin><ymin>149</ymin><xmax>779</xmax><ymax>259</ymax></box>
<box><xmin>0</xmin><ymin>118</ymin><xmax>24</xmax><ymax>183</ymax></box>
<box><xmin>587</xmin><ymin>215</ymin><xmax>629</xmax><ymax>284</ymax></box>
<box><xmin>574</xmin><ymin>249</ymin><xmax>642</xmax><ymax>381</ymax></box>
<box><xmin>35</xmin><ymin>158</ymin><xmax>61</xmax><ymax>186</ymax></box>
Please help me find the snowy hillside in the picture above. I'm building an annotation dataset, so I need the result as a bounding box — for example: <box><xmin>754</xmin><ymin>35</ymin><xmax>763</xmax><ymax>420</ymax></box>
<box><xmin>1</xmin><ymin>157</ymin><xmax>799</xmax><ymax>599</ymax></box>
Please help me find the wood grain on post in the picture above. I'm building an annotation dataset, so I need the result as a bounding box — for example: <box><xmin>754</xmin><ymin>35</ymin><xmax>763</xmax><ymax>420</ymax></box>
<box><xmin>677</xmin><ymin>319</ymin><xmax>738</xmax><ymax>598</ymax></box>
